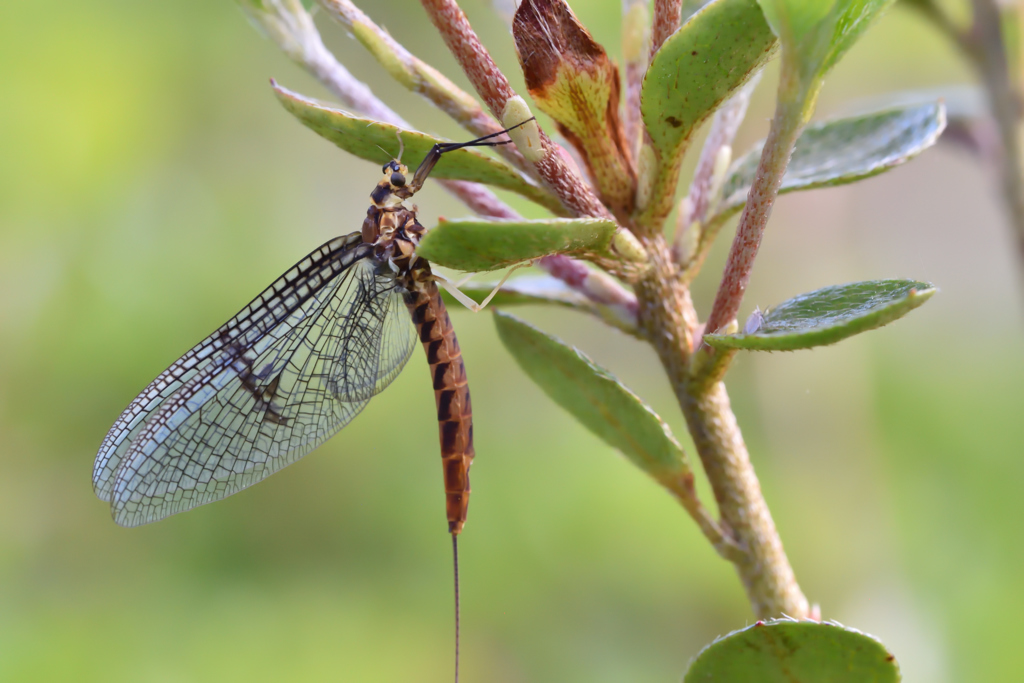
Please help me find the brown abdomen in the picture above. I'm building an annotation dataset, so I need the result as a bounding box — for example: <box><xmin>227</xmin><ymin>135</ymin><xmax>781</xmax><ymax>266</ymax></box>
<box><xmin>404</xmin><ymin>280</ymin><xmax>474</xmax><ymax>535</ymax></box>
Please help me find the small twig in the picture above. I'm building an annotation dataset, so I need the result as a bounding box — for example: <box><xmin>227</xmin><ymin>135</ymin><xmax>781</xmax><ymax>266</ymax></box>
<box><xmin>239</xmin><ymin>0</ymin><xmax>521</xmax><ymax>225</ymax></box>
<box><xmin>908</xmin><ymin>0</ymin><xmax>1024</xmax><ymax>293</ymax></box>
<box><xmin>650</xmin><ymin>0</ymin><xmax>682</xmax><ymax>59</ymax></box>
<box><xmin>419</xmin><ymin>0</ymin><xmax>614</xmax><ymax>221</ymax></box>
<box><xmin>622</xmin><ymin>0</ymin><xmax>651</xmax><ymax>161</ymax></box>
<box><xmin>687</xmin><ymin>76</ymin><xmax>758</xmax><ymax>229</ymax></box>
<box><xmin>677</xmin><ymin>74</ymin><xmax>760</xmax><ymax>276</ymax></box>
<box><xmin>659</xmin><ymin>470</ymin><xmax>744</xmax><ymax>562</ymax></box>
<box><xmin>317</xmin><ymin>0</ymin><xmax>538</xmax><ymax>181</ymax></box>
<box><xmin>703</xmin><ymin>97</ymin><xmax>803</xmax><ymax>337</ymax></box>
<box><xmin>538</xmin><ymin>255</ymin><xmax>639</xmax><ymax>322</ymax></box>
<box><xmin>901</xmin><ymin>0</ymin><xmax>965</xmax><ymax>50</ymax></box>
<box><xmin>968</xmin><ymin>0</ymin><xmax>1024</xmax><ymax>278</ymax></box>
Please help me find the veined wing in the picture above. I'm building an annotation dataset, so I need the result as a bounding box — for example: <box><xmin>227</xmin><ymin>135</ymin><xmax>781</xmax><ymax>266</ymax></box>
<box><xmin>93</xmin><ymin>233</ymin><xmax>367</xmax><ymax>502</ymax></box>
<box><xmin>94</xmin><ymin>234</ymin><xmax>417</xmax><ymax>526</ymax></box>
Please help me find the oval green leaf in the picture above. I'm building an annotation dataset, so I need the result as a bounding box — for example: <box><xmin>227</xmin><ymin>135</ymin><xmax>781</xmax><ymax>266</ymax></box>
<box><xmin>417</xmin><ymin>218</ymin><xmax>617</xmax><ymax>272</ymax></box>
<box><xmin>716</xmin><ymin>102</ymin><xmax>946</xmax><ymax>222</ymax></box>
<box><xmin>684</xmin><ymin>619</ymin><xmax>900</xmax><ymax>682</ymax></box>
<box><xmin>703</xmin><ymin>280</ymin><xmax>936</xmax><ymax>351</ymax></box>
<box><xmin>641</xmin><ymin>0</ymin><xmax>777</xmax><ymax>162</ymax></box>
<box><xmin>440</xmin><ymin>275</ymin><xmax>640</xmax><ymax>336</ymax></box>
<box><xmin>494</xmin><ymin>311</ymin><xmax>689</xmax><ymax>479</ymax></box>
<box><xmin>272</xmin><ymin>82</ymin><xmax>565</xmax><ymax>214</ymax></box>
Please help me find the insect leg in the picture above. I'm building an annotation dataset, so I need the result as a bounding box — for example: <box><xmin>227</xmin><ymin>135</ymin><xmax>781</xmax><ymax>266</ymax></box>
<box><xmin>433</xmin><ymin>261</ymin><xmax>533</xmax><ymax>313</ymax></box>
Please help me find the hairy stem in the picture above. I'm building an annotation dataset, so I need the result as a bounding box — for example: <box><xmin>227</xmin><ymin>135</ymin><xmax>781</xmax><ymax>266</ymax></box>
<box><xmin>636</xmin><ymin>235</ymin><xmax>808</xmax><ymax>618</ymax></box>
<box><xmin>677</xmin><ymin>75</ymin><xmax>760</xmax><ymax>275</ymax></box>
<box><xmin>704</xmin><ymin>97</ymin><xmax>803</xmax><ymax>337</ymax></box>
<box><xmin>240</xmin><ymin>0</ymin><xmax>520</xmax><ymax>220</ymax></box>
<box><xmin>419</xmin><ymin>0</ymin><xmax>613</xmax><ymax>220</ymax></box>
<box><xmin>317</xmin><ymin>0</ymin><xmax>538</xmax><ymax>181</ymax></box>
<box><xmin>968</xmin><ymin>0</ymin><xmax>1024</xmax><ymax>278</ymax></box>
<box><xmin>678</xmin><ymin>381</ymin><xmax>808</xmax><ymax>618</ymax></box>
<box><xmin>622</xmin><ymin>0</ymin><xmax>651</xmax><ymax>161</ymax></box>
<box><xmin>650</xmin><ymin>0</ymin><xmax>682</xmax><ymax>58</ymax></box>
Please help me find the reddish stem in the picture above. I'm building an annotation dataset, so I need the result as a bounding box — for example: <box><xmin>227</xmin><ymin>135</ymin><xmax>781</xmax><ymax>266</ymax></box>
<box><xmin>704</xmin><ymin>104</ymin><xmax>802</xmax><ymax>336</ymax></box>
<box><xmin>650</xmin><ymin>0</ymin><xmax>682</xmax><ymax>58</ymax></box>
<box><xmin>418</xmin><ymin>0</ymin><xmax>613</xmax><ymax>220</ymax></box>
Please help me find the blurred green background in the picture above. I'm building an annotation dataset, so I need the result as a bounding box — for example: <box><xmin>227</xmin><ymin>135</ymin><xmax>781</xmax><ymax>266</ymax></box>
<box><xmin>1</xmin><ymin>0</ymin><xmax>1021</xmax><ymax>681</ymax></box>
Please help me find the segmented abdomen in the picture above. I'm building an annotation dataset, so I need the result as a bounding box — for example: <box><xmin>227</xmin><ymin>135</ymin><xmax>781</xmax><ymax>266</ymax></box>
<box><xmin>403</xmin><ymin>278</ymin><xmax>474</xmax><ymax>535</ymax></box>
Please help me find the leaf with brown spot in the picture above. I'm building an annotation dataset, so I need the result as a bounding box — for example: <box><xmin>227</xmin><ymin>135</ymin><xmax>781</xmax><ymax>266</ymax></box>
<box><xmin>513</xmin><ymin>0</ymin><xmax>636</xmax><ymax>218</ymax></box>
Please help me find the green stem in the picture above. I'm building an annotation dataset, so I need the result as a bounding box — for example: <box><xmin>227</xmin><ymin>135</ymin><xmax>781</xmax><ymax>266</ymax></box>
<box><xmin>636</xmin><ymin>235</ymin><xmax>808</xmax><ymax>619</ymax></box>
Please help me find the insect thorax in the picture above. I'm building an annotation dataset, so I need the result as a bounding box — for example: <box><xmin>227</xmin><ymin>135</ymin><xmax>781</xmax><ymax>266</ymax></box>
<box><xmin>361</xmin><ymin>203</ymin><xmax>431</xmax><ymax>289</ymax></box>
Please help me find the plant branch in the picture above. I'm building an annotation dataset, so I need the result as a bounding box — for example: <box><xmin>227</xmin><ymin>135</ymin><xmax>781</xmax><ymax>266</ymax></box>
<box><xmin>678</xmin><ymin>379</ymin><xmax>808</xmax><ymax>617</ymax></box>
<box><xmin>908</xmin><ymin>0</ymin><xmax>1024</xmax><ymax>286</ymax></box>
<box><xmin>418</xmin><ymin>0</ymin><xmax>614</xmax><ymax>221</ymax></box>
<box><xmin>239</xmin><ymin>0</ymin><xmax>521</xmax><ymax>220</ymax></box>
<box><xmin>650</xmin><ymin>0</ymin><xmax>682</xmax><ymax>59</ymax></box>
<box><xmin>967</xmin><ymin>0</ymin><xmax>1024</xmax><ymax>276</ymax></box>
<box><xmin>622</xmin><ymin>0</ymin><xmax>651</xmax><ymax>162</ymax></box>
<box><xmin>538</xmin><ymin>255</ymin><xmax>639</xmax><ymax>321</ymax></box>
<box><xmin>317</xmin><ymin>0</ymin><xmax>538</xmax><ymax>180</ymax></box>
<box><xmin>635</xmin><ymin>234</ymin><xmax>807</xmax><ymax>617</ymax></box>
<box><xmin>704</xmin><ymin>96</ymin><xmax>803</xmax><ymax>337</ymax></box>
<box><xmin>676</xmin><ymin>75</ymin><xmax>759</xmax><ymax>276</ymax></box>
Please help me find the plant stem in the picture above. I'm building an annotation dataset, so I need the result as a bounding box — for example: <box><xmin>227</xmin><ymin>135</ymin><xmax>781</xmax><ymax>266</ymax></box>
<box><xmin>909</xmin><ymin>0</ymin><xmax>1024</xmax><ymax>289</ymax></box>
<box><xmin>968</xmin><ymin>0</ymin><xmax>1024</xmax><ymax>275</ymax></box>
<box><xmin>239</xmin><ymin>0</ymin><xmax>521</xmax><ymax>220</ymax></box>
<box><xmin>636</xmin><ymin>235</ymin><xmax>808</xmax><ymax>619</ymax></box>
<box><xmin>704</xmin><ymin>99</ymin><xmax>803</xmax><ymax>336</ymax></box>
<box><xmin>317</xmin><ymin>0</ymin><xmax>539</xmax><ymax>182</ymax></box>
<box><xmin>621</xmin><ymin>0</ymin><xmax>651</xmax><ymax>161</ymax></box>
<box><xmin>678</xmin><ymin>380</ymin><xmax>808</xmax><ymax>618</ymax></box>
<box><xmin>418</xmin><ymin>0</ymin><xmax>614</xmax><ymax>221</ymax></box>
<box><xmin>650</xmin><ymin>0</ymin><xmax>682</xmax><ymax>58</ymax></box>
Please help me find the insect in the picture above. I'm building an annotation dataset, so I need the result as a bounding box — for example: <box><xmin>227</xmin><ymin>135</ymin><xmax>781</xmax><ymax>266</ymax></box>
<box><xmin>92</xmin><ymin>120</ymin><xmax>532</xmax><ymax>679</ymax></box>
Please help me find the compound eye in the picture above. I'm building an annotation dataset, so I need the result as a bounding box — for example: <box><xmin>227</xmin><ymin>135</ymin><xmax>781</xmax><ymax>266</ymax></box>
<box><xmin>382</xmin><ymin>162</ymin><xmax>391</xmax><ymax>174</ymax></box>
<box><xmin>390</xmin><ymin>171</ymin><xmax>406</xmax><ymax>187</ymax></box>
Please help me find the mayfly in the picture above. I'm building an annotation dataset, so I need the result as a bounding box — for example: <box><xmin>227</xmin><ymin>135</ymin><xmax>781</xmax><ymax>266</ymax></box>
<box><xmin>93</xmin><ymin>119</ymin><xmax>534</xmax><ymax>679</ymax></box>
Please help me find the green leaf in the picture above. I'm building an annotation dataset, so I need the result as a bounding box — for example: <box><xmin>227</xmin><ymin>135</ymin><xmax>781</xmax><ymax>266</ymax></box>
<box><xmin>440</xmin><ymin>275</ymin><xmax>640</xmax><ymax>336</ymax></box>
<box><xmin>272</xmin><ymin>82</ymin><xmax>565</xmax><ymax>214</ymax></box>
<box><xmin>417</xmin><ymin>218</ymin><xmax>617</xmax><ymax>272</ymax></box>
<box><xmin>684</xmin><ymin>619</ymin><xmax>900</xmax><ymax>682</ymax></box>
<box><xmin>703</xmin><ymin>280</ymin><xmax>935</xmax><ymax>351</ymax></box>
<box><xmin>514</xmin><ymin>0</ymin><xmax>636</xmax><ymax>215</ymax></box>
<box><xmin>716</xmin><ymin>102</ymin><xmax>946</xmax><ymax>222</ymax></box>
<box><xmin>494</xmin><ymin>312</ymin><xmax>690</xmax><ymax>480</ymax></box>
<box><xmin>641</xmin><ymin>0</ymin><xmax>778</xmax><ymax>163</ymax></box>
<box><xmin>819</xmin><ymin>0</ymin><xmax>897</xmax><ymax>77</ymax></box>
<box><xmin>757</xmin><ymin>0</ymin><xmax>896</xmax><ymax>110</ymax></box>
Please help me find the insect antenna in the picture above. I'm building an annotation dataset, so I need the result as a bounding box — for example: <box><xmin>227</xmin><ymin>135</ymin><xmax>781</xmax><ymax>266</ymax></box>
<box><xmin>410</xmin><ymin>117</ymin><xmax>538</xmax><ymax>191</ymax></box>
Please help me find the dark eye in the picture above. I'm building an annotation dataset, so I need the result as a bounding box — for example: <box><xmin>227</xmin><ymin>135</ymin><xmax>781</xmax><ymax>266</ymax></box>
<box><xmin>382</xmin><ymin>163</ymin><xmax>391</xmax><ymax>174</ymax></box>
<box><xmin>390</xmin><ymin>172</ymin><xmax>406</xmax><ymax>187</ymax></box>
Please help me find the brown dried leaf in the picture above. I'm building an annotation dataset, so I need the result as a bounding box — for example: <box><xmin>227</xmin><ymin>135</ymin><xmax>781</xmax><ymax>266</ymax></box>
<box><xmin>513</xmin><ymin>0</ymin><xmax>636</xmax><ymax>218</ymax></box>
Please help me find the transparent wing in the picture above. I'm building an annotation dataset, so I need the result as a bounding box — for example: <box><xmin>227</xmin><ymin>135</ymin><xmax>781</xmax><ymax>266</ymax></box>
<box><xmin>93</xmin><ymin>234</ymin><xmax>417</xmax><ymax>526</ymax></box>
<box><xmin>93</xmin><ymin>233</ymin><xmax>367</xmax><ymax>502</ymax></box>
